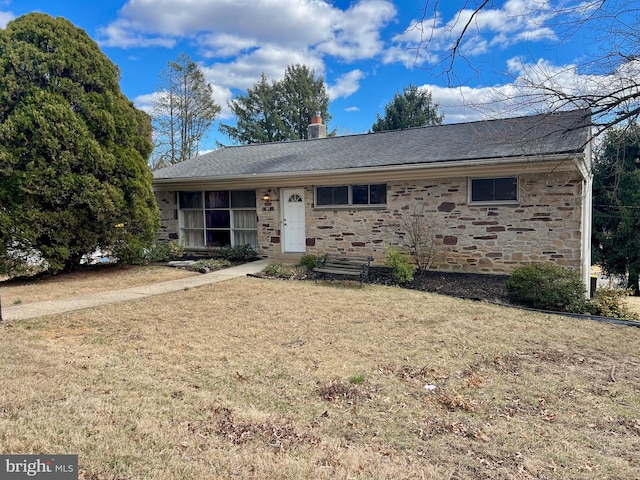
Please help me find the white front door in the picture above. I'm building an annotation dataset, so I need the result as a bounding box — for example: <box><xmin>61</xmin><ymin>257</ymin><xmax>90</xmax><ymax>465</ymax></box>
<box><xmin>282</xmin><ymin>188</ymin><xmax>306</xmax><ymax>252</ymax></box>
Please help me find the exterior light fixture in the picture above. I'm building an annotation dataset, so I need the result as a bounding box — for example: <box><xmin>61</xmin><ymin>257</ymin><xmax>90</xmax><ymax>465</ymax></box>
<box><xmin>262</xmin><ymin>194</ymin><xmax>271</xmax><ymax>202</ymax></box>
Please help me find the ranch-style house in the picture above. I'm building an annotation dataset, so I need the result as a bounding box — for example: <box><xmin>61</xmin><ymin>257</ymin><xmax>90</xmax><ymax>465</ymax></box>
<box><xmin>152</xmin><ymin>109</ymin><xmax>593</xmax><ymax>288</ymax></box>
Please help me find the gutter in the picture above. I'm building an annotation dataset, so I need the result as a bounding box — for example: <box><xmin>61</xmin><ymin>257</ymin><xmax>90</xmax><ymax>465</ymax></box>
<box><xmin>153</xmin><ymin>153</ymin><xmax>584</xmax><ymax>190</ymax></box>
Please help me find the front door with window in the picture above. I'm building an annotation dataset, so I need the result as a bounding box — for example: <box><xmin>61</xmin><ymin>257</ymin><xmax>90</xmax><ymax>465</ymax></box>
<box><xmin>282</xmin><ymin>188</ymin><xmax>306</xmax><ymax>252</ymax></box>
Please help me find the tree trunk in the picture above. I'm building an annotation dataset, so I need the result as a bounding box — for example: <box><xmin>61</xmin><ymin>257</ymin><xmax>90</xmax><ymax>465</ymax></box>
<box><xmin>628</xmin><ymin>267</ymin><xmax>640</xmax><ymax>296</ymax></box>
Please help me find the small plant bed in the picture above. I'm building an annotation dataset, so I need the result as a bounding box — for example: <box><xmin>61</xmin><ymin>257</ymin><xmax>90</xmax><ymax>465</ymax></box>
<box><xmin>368</xmin><ymin>266</ymin><xmax>509</xmax><ymax>302</ymax></box>
<box><xmin>259</xmin><ymin>261</ymin><xmax>509</xmax><ymax>301</ymax></box>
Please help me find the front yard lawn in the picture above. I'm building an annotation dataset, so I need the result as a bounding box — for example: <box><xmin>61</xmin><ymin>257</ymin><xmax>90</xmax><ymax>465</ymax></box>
<box><xmin>1</xmin><ymin>277</ymin><xmax>639</xmax><ymax>479</ymax></box>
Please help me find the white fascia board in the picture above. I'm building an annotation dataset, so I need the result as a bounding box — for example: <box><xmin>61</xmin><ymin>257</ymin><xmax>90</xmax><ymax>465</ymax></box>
<box><xmin>152</xmin><ymin>153</ymin><xmax>583</xmax><ymax>191</ymax></box>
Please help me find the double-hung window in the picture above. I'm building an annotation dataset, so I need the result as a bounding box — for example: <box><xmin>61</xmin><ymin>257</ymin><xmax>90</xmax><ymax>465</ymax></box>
<box><xmin>178</xmin><ymin>190</ymin><xmax>257</xmax><ymax>248</ymax></box>
<box><xmin>469</xmin><ymin>177</ymin><xmax>518</xmax><ymax>204</ymax></box>
<box><xmin>316</xmin><ymin>183</ymin><xmax>386</xmax><ymax>207</ymax></box>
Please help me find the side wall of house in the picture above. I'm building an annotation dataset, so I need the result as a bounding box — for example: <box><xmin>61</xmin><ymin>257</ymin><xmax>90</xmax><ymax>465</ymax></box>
<box><xmin>300</xmin><ymin>171</ymin><xmax>584</xmax><ymax>273</ymax></box>
<box><xmin>154</xmin><ymin>191</ymin><xmax>179</xmax><ymax>243</ymax></box>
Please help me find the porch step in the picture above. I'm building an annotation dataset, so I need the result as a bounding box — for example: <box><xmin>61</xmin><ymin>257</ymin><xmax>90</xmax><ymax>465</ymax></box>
<box><xmin>269</xmin><ymin>253</ymin><xmax>304</xmax><ymax>264</ymax></box>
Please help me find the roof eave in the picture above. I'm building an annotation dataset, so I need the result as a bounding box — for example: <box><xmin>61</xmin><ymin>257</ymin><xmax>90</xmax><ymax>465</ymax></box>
<box><xmin>152</xmin><ymin>152</ymin><xmax>585</xmax><ymax>191</ymax></box>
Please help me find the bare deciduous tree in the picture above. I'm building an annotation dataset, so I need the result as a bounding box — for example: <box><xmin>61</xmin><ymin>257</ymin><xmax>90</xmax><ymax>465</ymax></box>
<box><xmin>391</xmin><ymin>202</ymin><xmax>448</xmax><ymax>275</ymax></box>
<box><xmin>151</xmin><ymin>53</ymin><xmax>220</xmax><ymax>169</ymax></box>
<box><xmin>412</xmin><ymin>1</ymin><xmax>640</xmax><ymax>134</ymax></box>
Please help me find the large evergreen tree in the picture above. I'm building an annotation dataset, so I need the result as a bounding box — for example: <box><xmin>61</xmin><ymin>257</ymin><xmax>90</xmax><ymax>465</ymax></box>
<box><xmin>219</xmin><ymin>64</ymin><xmax>331</xmax><ymax>144</ymax></box>
<box><xmin>592</xmin><ymin>124</ymin><xmax>640</xmax><ymax>295</ymax></box>
<box><xmin>0</xmin><ymin>13</ymin><xmax>159</xmax><ymax>274</ymax></box>
<box><xmin>372</xmin><ymin>84</ymin><xmax>443</xmax><ymax>132</ymax></box>
<box><xmin>151</xmin><ymin>53</ymin><xmax>220</xmax><ymax>168</ymax></box>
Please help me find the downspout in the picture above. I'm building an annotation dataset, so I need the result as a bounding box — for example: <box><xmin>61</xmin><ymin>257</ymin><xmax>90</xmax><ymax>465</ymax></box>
<box><xmin>580</xmin><ymin>127</ymin><xmax>594</xmax><ymax>296</ymax></box>
<box><xmin>581</xmin><ymin>174</ymin><xmax>593</xmax><ymax>296</ymax></box>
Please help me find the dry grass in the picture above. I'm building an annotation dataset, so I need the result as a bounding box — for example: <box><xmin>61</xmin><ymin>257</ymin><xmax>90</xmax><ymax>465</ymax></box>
<box><xmin>625</xmin><ymin>296</ymin><xmax>640</xmax><ymax>316</ymax></box>
<box><xmin>0</xmin><ymin>265</ymin><xmax>197</xmax><ymax>305</ymax></box>
<box><xmin>1</xmin><ymin>276</ymin><xmax>639</xmax><ymax>479</ymax></box>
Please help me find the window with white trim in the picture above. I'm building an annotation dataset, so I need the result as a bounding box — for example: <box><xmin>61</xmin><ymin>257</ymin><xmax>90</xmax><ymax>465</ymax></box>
<box><xmin>315</xmin><ymin>183</ymin><xmax>386</xmax><ymax>207</ymax></box>
<box><xmin>469</xmin><ymin>177</ymin><xmax>518</xmax><ymax>203</ymax></box>
<box><xmin>178</xmin><ymin>190</ymin><xmax>257</xmax><ymax>248</ymax></box>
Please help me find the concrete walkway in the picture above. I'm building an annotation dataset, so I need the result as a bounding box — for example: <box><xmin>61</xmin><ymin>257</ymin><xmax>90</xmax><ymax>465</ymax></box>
<box><xmin>3</xmin><ymin>259</ymin><xmax>271</xmax><ymax>322</ymax></box>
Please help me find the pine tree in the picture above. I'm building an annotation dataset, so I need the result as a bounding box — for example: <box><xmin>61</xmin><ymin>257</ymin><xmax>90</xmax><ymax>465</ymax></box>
<box><xmin>592</xmin><ymin>124</ymin><xmax>640</xmax><ymax>295</ymax></box>
<box><xmin>220</xmin><ymin>64</ymin><xmax>331</xmax><ymax>144</ymax></box>
<box><xmin>0</xmin><ymin>13</ymin><xmax>159</xmax><ymax>274</ymax></box>
<box><xmin>372</xmin><ymin>84</ymin><xmax>443</xmax><ymax>132</ymax></box>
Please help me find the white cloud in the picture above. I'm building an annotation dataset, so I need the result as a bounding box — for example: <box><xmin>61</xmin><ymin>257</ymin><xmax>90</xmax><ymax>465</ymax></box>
<box><xmin>327</xmin><ymin>69</ymin><xmax>366</xmax><ymax>100</ymax></box>
<box><xmin>197</xmin><ymin>33</ymin><xmax>258</xmax><ymax>58</ymax></box>
<box><xmin>315</xmin><ymin>0</ymin><xmax>396</xmax><ymax>61</ymax></box>
<box><xmin>133</xmin><ymin>92</ymin><xmax>158</xmax><ymax>114</ymax></box>
<box><xmin>387</xmin><ymin>0</ymin><xmax>561</xmax><ymax>67</ymax></box>
<box><xmin>98</xmin><ymin>0</ymin><xmax>395</xmax><ymax>62</ymax></box>
<box><xmin>345</xmin><ymin>106</ymin><xmax>360</xmax><ymax>112</ymax></box>
<box><xmin>201</xmin><ymin>45</ymin><xmax>325</xmax><ymax>91</ymax></box>
<box><xmin>425</xmin><ymin>56</ymin><xmax>640</xmax><ymax>126</ymax></box>
<box><xmin>98</xmin><ymin>19</ymin><xmax>175</xmax><ymax>48</ymax></box>
<box><xmin>0</xmin><ymin>10</ymin><xmax>14</xmax><ymax>28</ymax></box>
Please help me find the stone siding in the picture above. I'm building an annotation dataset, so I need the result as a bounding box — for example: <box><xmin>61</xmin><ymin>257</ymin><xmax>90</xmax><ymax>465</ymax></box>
<box><xmin>155</xmin><ymin>191</ymin><xmax>178</xmax><ymax>243</ymax></box>
<box><xmin>156</xmin><ymin>171</ymin><xmax>585</xmax><ymax>274</ymax></box>
<box><xmin>303</xmin><ymin>172</ymin><xmax>584</xmax><ymax>273</ymax></box>
<box><xmin>257</xmin><ymin>188</ymin><xmax>282</xmax><ymax>258</ymax></box>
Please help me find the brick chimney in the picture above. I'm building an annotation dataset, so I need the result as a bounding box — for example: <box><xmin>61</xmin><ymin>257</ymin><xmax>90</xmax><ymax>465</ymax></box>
<box><xmin>307</xmin><ymin>115</ymin><xmax>327</xmax><ymax>139</ymax></box>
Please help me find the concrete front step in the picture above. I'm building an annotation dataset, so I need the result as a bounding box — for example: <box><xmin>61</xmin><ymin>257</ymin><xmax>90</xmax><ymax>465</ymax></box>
<box><xmin>268</xmin><ymin>253</ymin><xmax>303</xmax><ymax>264</ymax></box>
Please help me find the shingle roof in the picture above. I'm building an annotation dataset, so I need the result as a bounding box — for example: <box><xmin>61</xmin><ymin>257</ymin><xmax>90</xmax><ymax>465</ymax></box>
<box><xmin>153</xmin><ymin>109</ymin><xmax>590</xmax><ymax>181</ymax></box>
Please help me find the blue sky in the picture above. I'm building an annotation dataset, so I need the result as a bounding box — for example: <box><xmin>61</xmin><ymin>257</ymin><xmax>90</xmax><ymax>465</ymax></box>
<box><xmin>0</xmin><ymin>0</ymin><xmax>614</xmax><ymax>149</ymax></box>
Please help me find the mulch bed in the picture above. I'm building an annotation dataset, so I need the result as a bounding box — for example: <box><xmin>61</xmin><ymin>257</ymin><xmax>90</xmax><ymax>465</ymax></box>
<box><xmin>367</xmin><ymin>266</ymin><xmax>509</xmax><ymax>302</ymax></box>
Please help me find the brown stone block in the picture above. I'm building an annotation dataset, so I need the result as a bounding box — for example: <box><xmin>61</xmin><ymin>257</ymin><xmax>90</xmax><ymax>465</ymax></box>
<box><xmin>443</xmin><ymin>235</ymin><xmax>458</xmax><ymax>245</ymax></box>
<box><xmin>438</xmin><ymin>202</ymin><xmax>456</xmax><ymax>212</ymax></box>
<box><xmin>486</xmin><ymin>226</ymin><xmax>506</xmax><ymax>232</ymax></box>
<box><xmin>306</xmin><ymin>238</ymin><xmax>316</xmax><ymax>246</ymax></box>
<box><xmin>473</xmin><ymin>235</ymin><xmax>498</xmax><ymax>240</ymax></box>
<box><xmin>351</xmin><ymin>242</ymin><xmax>366</xmax><ymax>247</ymax></box>
<box><xmin>270</xmin><ymin>236</ymin><xmax>280</xmax><ymax>243</ymax></box>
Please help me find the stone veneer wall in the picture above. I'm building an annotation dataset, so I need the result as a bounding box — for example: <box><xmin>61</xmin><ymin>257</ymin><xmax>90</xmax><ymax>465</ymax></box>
<box><xmin>157</xmin><ymin>171</ymin><xmax>585</xmax><ymax>274</ymax></box>
<box><xmin>257</xmin><ymin>188</ymin><xmax>282</xmax><ymax>258</ymax></box>
<box><xmin>155</xmin><ymin>191</ymin><xmax>179</xmax><ymax>243</ymax></box>
<box><xmin>301</xmin><ymin>172</ymin><xmax>584</xmax><ymax>274</ymax></box>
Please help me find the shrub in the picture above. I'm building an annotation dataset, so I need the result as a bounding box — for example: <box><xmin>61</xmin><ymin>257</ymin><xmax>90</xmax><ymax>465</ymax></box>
<box><xmin>168</xmin><ymin>240</ymin><xmax>185</xmax><ymax>259</ymax></box>
<box><xmin>384</xmin><ymin>246</ymin><xmax>417</xmax><ymax>283</ymax></box>
<box><xmin>144</xmin><ymin>240</ymin><xmax>185</xmax><ymax>263</ymax></box>
<box><xmin>506</xmin><ymin>263</ymin><xmax>587</xmax><ymax>312</ymax></box>
<box><xmin>112</xmin><ymin>239</ymin><xmax>146</xmax><ymax>266</ymax></box>
<box><xmin>299</xmin><ymin>254</ymin><xmax>322</xmax><ymax>271</ymax></box>
<box><xmin>187</xmin><ymin>259</ymin><xmax>230</xmax><ymax>273</ymax></box>
<box><xmin>585</xmin><ymin>287</ymin><xmax>640</xmax><ymax>320</ymax></box>
<box><xmin>219</xmin><ymin>244</ymin><xmax>259</xmax><ymax>262</ymax></box>
<box><xmin>144</xmin><ymin>243</ymin><xmax>171</xmax><ymax>263</ymax></box>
